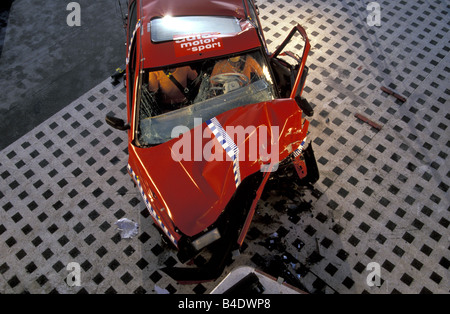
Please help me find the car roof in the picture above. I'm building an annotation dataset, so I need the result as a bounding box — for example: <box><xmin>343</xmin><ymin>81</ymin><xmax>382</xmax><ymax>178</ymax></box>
<box><xmin>141</xmin><ymin>0</ymin><xmax>246</xmax><ymax>20</ymax></box>
<box><xmin>137</xmin><ymin>0</ymin><xmax>262</xmax><ymax>69</ymax></box>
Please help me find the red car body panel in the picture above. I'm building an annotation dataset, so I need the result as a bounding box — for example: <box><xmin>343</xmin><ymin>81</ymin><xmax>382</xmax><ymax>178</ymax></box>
<box><xmin>129</xmin><ymin>98</ymin><xmax>306</xmax><ymax>238</ymax></box>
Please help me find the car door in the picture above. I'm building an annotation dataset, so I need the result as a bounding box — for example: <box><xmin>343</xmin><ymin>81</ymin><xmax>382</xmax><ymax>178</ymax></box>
<box><xmin>269</xmin><ymin>24</ymin><xmax>311</xmax><ymax>101</ymax></box>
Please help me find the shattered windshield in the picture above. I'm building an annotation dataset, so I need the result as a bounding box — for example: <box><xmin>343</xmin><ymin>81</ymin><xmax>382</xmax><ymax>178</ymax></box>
<box><xmin>136</xmin><ymin>50</ymin><xmax>277</xmax><ymax>146</ymax></box>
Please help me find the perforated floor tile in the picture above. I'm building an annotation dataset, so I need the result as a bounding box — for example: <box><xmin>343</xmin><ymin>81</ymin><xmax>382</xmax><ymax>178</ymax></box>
<box><xmin>1</xmin><ymin>0</ymin><xmax>448</xmax><ymax>294</ymax></box>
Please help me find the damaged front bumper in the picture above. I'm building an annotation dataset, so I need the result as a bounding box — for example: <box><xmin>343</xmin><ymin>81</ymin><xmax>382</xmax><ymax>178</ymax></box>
<box><xmin>162</xmin><ymin>172</ymin><xmax>265</xmax><ymax>283</ymax></box>
<box><xmin>162</xmin><ymin>143</ymin><xmax>319</xmax><ymax>283</ymax></box>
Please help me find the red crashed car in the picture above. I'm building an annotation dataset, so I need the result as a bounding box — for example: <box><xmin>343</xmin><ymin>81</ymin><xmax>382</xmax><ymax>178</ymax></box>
<box><xmin>106</xmin><ymin>0</ymin><xmax>319</xmax><ymax>282</ymax></box>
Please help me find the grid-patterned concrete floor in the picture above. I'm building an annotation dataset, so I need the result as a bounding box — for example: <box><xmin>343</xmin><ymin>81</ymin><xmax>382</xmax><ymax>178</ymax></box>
<box><xmin>1</xmin><ymin>0</ymin><xmax>449</xmax><ymax>294</ymax></box>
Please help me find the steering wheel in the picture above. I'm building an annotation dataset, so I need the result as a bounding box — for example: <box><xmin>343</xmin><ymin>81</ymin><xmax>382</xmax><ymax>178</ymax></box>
<box><xmin>210</xmin><ymin>73</ymin><xmax>250</xmax><ymax>89</ymax></box>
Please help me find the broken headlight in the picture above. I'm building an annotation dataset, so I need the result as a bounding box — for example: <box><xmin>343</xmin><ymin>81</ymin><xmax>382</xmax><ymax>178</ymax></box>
<box><xmin>191</xmin><ymin>228</ymin><xmax>221</xmax><ymax>251</ymax></box>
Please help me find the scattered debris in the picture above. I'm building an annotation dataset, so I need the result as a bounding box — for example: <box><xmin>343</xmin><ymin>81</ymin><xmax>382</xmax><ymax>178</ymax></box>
<box><xmin>111</xmin><ymin>66</ymin><xmax>125</xmax><ymax>86</ymax></box>
<box><xmin>381</xmin><ymin>86</ymin><xmax>407</xmax><ymax>103</ymax></box>
<box><xmin>253</xmin><ymin>224</ymin><xmax>311</xmax><ymax>292</ymax></box>
<box><xmin>266</xmin><ymin>255</ymin><xmax>308</xmax><ymax>292</ymax></box>
<box><xmin>115</xmin><ymin>218</ymin><xmax>139</xmax><ymax>239</ymax></box>
<box><xmin>258</xmin><ymin>232</ymin><xmax>286</xmax><ymax>252</ymax></box>
<box><xmin>154</xmin><ymin>285</ymin><xmax>170</xmax><ymax>294</ymax></box>
<box><xmin>250</xmin><ymin>156</ymin><xmax>323</xmax><ymax>293</ymax></box>
<box><xmin>355</xmin><ymin>113</ymin><xmax>383</xmax><ymax>131</ymax></box>
<box><xmin>308</xmin><ymin>184</ymin><xmax>323</xmax><ymax>199</ymax></box>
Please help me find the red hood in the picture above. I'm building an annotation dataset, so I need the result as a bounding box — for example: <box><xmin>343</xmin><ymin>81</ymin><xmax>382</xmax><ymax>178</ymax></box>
<box><xmin>131</xmin><ymin>99</ymin><xmax>307</xmax><ymax>236</ymax></box>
